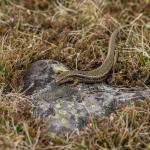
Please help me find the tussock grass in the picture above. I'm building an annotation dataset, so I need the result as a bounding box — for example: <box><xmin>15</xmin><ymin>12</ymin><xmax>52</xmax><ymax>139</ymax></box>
<box><xmin>0</xmin><ymin>0</ymin><xmax>150</xmax><ymax>149</ymax></box>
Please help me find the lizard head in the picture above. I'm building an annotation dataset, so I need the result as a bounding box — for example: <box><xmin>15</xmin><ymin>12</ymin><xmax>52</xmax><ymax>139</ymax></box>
<box><xmin>55</xmin><ymin>71</ymin><xmax>74</xmax><ymax>85</ymax></box>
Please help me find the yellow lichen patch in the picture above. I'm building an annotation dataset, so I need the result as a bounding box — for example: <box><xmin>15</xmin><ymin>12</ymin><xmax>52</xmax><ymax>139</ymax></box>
<box><xmin>58</xmin><ymin>110</ymin><xmax>67</xmax><ymax>116</ymax></box>
<box><xmin>55</xmin><ymin>103</ymin><xmax>61</xmax><ymax>109</ymax></box>
<box><xmin>52</xmin><ymin>64</ymin><xmax>69</xmax><ymax>73</ymax></box>
<box><xmin>60</xmin><ymin>118</ymin><xmax>68</xmax><ymax>125</ymax></box>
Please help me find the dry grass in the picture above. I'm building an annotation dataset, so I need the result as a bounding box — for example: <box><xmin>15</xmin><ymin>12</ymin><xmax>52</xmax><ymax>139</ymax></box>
<box><xmin>0</xmin><ymin>93</ymin><xmax>149</xmax><ymax>149</ymax></box>
<box><xmin>0</xmin><ymin>0</ymin><xmax>150</xmax><ymax>149</ymax></box>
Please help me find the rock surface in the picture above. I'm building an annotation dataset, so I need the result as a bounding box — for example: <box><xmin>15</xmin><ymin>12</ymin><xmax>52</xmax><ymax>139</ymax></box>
<box><xmin>20</xmin><ymin>60</ymin><xmax>150</xmax><ymax>133</ymax></box>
